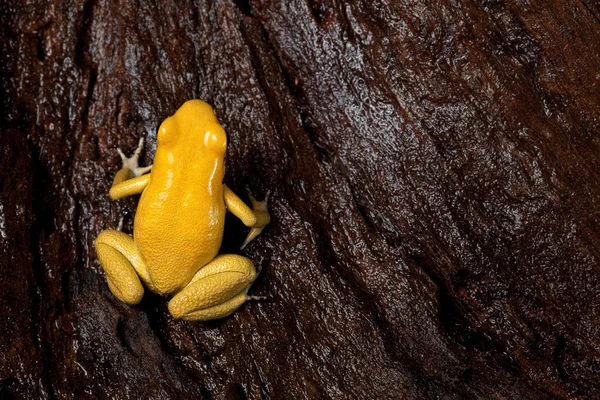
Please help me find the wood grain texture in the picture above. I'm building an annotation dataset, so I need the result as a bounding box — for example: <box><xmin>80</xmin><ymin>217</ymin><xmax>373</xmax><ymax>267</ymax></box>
<box><xmin>2</xmin><ymin>0</ymin><xmax>600</xmax><ymax>398</ymax></box>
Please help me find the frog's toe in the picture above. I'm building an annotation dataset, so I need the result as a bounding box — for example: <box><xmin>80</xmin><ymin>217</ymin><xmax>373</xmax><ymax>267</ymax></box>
<box><xmin>240</xmin><ymin>227</ymin><xmax>262</xmax><ymax>250</ymax></box>
<box><xmin>246</xmin><ymin>186</ymin><xmax>270</xmax><ymax>212</ymax></box>
<box><xmin>240</xmin><ymin>188</ymin><xmax>271</xmax><ymax>249</ymax></box>
<box><xmin>118</xmin><ymin>136</ymin><xmax>152</xmax><ymax>178</ymax></box>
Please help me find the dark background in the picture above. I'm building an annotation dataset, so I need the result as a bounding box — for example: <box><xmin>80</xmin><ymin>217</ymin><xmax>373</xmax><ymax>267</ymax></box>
<box><xmin>2</xmin><ymin>0</ymin><xmax>600</xmax><ymax>399</ymax></box>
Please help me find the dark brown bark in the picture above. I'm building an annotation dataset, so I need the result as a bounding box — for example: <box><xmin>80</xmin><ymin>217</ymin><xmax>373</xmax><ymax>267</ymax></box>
<box><xmin>2</xmin><ymin>0</ymin><xmax>600</xmax><ymax>399</ymax></box>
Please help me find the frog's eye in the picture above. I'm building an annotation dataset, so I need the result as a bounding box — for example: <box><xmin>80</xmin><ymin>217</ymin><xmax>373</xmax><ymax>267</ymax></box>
<box><xmin>203</xmin><ymin>125</ymin><xmax>227</xmax><ymax>154</ymax></box>
<box><xmin>157</xmin><ymin>117</ymin><xmax>176</xmax><ymax>145</ymax></box>
<box><xmin>157</xmin><ymin>126</ymin><xmax>169</xmax><ymax>143</ymax></box>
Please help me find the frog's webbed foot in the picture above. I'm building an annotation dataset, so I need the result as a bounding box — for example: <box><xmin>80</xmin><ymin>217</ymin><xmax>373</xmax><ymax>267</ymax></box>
<box><xmin>241</xmin><ymin>187</ymin><xmax>271</xmax><ymax>249</ymax></box>
<box><xmin>109</xmin><ymin>137</ymin><xmax>153</xmax><ymax>200</ymax></box>
<box><xmin>94</xmin><ymin>230</ymin><xmax>158</xmax><ymax>304</ymax></box>
<box><xmin>114</xmin><ymin>137</ymin><xmax>153</xmax><ymax>184</ymax></box>
<box><xmin>116</xmin><ymin>216</ymin><xmax>124</xmax><ymax>232</ymax></box>
<box><xmin>168</xmin><ymin>255</ymin><xmax>257</xmax><ymax>321</ymax></box>
<box><xmin>246</xmin><ymin>295</ymin><xmax>268</xmax><ymax>301</ymax></box>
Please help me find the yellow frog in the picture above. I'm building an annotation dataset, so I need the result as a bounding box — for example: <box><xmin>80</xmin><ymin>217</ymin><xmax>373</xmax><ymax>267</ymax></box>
<box><xmin>94</xmin><ymin>100</ymin><xmax>270</xmax><ymax>321</ymax></box>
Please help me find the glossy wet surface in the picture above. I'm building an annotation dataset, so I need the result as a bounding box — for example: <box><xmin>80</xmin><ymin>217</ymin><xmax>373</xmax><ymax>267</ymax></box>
<box><xmin>1</xmin><ymin>1</ymin><xmax>600</xmax><ymax>398</ymax></box>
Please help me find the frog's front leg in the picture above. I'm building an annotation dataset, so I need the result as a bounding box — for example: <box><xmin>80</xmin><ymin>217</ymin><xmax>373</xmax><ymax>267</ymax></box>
<box><xmin>94</xmin><ymin>230</ymin><xmax>158</xmax><ymax>304</ymax></box>
<box><xmin>223</xmin><ymin>185</ymin><xmax>271</xmax><ymax>248</ymax></box>
<box><xmin>168</xmin><ymin>255</ymin><xmax>257</xmax><ymax>321</ymax></box>
<box><xmin>109</xmin><ymin>137</ymin><xmax>153</xmax><ymax>200</ymax></box>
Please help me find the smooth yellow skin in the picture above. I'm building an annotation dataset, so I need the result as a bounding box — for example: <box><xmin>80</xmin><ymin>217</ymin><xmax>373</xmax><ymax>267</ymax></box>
<box><xmin>94</xmin><ymin>100</ymin><xmax>270</xmax><ymax>321</ymax></box>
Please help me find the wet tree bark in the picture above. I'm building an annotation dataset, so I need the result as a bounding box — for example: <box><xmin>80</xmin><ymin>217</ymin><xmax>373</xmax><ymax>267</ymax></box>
<box><xmin>2</xmin><ymin>0</ymin><xmax>600</xmax><ymax>399</ymax></box>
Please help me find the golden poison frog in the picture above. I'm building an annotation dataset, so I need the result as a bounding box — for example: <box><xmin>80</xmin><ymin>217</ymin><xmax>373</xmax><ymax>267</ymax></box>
<box><xmin>94</xmin><ymin>100</ymin><xmax>270</xmax><ymax>321</ymax></box>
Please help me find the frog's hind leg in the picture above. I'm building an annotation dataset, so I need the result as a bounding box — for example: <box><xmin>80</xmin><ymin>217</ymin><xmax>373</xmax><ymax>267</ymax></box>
<box><xmin>109</xmin><ymin>137</ymin><xmax>153</xmax><ymax>200</ymax></box>
<box><xmin>94</xmin><ymin>230</ymin><xmax>157</xmax><ymax>304</ymax></box>
<box><xmin>168</xmin><ymin>255</ymin><xmax>257</xmax><ymax>321</ymax></box>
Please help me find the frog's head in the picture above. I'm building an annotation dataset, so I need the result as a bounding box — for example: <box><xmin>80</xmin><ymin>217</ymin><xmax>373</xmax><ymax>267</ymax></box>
<box><xmin>157</xmin><ymin>100</ymin><xmax>227</xmax><ymax>158</ymax></box>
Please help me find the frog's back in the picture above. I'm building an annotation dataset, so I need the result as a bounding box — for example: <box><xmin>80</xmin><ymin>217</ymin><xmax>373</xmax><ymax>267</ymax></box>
<box><xmin>134</xmin><ymin>100</ymin><xmax>228</xmax><ymax>295</ymax></box>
